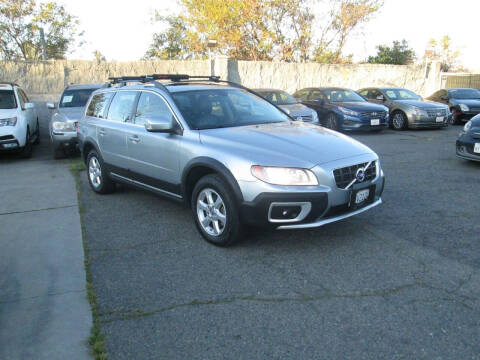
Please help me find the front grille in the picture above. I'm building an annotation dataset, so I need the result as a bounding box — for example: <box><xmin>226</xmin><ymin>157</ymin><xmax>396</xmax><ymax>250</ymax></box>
<box><xmin>360</xmin><ymin>111</ymin><xmax>386</xmax><ymax>119</ymax></box>
<box><xmin>333</xmin><ymin>161</ymin><xmax>377</xmax><ymax>189</ymax></box>
<box><xmin>427</xmin><ymin>109</ymin><xmax>448</xmax><ymax>118</ymax></box>
<box><xmin>0</xmin><ymin>135</ymin><xmax>15</xmax><ymax>142</ymax></box>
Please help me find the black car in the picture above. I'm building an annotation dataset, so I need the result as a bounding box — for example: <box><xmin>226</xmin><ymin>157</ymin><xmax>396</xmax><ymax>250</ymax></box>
<box><xmin>292</xmin><ymin>87</ymin><xmax>389</xmax><ymax>131</ymax></box>
<box><xmin>427</xmin><ymin>88</ymin><xmax>480</xmax><ymax>125</ymax></box>
<box><xmin>456</xmin><ymin>114</ymin><xmax>480</xmax><ymax>162</ymax></box>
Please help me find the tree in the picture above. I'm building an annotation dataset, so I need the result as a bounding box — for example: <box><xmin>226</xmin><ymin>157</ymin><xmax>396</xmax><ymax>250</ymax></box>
<box><xmin>0</xmin><ymin>0</ymin><xmax>81</xmax><ymax>60</ymax></box>
<box><xmin>367</xmin><ymin>39</ymin><xmax>415</xmax><ymax>65</ymax></box>
<box><xmin>314</xmin><ymin>0</ymin><xmax>383</xmax><ymax>63</ymax></box>
<box><xmin>93</xmin><ymin>50</ymin><xmax>106</xmax><ymax>63</ymax></box>
<box><xmin>145</xmin><ymin>0</ymin><xmax>383</xmax><ymax>63</ymax></box>
<box><xmin>426</xmin><ymin>35</ymin><xmax>460</xmax><ymax>72</ymax></box>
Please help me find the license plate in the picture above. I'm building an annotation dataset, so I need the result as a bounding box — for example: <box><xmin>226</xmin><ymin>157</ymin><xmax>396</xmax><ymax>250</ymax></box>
<box><xmin>474</xmin><ymin>143</ymin><xmax>480</xmax><ymax>153</ymax></box>
<box><xmin>355</xmin><ymin>189</ymin><xmax>370</xmax><ymax>204</ymax></box>
<box><xmin>371</xmin><ymin>119</ymin><xmax>380</xmax><ymax>126</ymax></box>
<box><xmin>436</xmin><ymin>116</ymin><xmax>444</xmax><ymax>123</ymax></box>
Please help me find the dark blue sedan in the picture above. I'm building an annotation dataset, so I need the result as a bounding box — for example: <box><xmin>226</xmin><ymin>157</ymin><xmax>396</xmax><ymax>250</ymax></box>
<box><xmin>293</xmin><ymin>87</ymin><xmax>389</xmax><ymax>131</ymax></box>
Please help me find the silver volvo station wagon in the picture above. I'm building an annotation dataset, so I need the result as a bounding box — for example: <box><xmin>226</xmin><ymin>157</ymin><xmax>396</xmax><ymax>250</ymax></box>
<box><xmin>78</xmin><ymin>74</ymin><xmax>385</xmax><ymax>246</ymax></box>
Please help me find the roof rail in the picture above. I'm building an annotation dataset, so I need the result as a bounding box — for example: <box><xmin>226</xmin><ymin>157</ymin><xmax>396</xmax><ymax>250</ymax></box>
<box><xmin>0</xmin><ymin>81</ymin><xmax>19</xmax><ymax>87</ymax></box>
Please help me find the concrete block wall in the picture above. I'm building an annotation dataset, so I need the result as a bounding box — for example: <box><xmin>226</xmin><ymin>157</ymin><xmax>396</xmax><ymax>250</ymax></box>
<box><xmin>0</xmin><ymin>59</ymin><xmax>442</xmax><ymax>100</ymax></box>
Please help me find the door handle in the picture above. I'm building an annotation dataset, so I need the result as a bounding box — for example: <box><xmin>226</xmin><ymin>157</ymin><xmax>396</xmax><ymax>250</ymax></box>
<box><xmin>98</xmin><ymin>128</ymin><xmax>106</xmax><ymax>136</ymax></box>
<box><xmin>128</xmin><ymin>135</ymin><xmax>140</xmax><ymax>143</ymax></box>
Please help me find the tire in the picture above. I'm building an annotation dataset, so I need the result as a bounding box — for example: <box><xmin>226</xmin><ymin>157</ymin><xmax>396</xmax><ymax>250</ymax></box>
<box><xmin>450</xmin><ymin>108</ymin><xmax>461</xmax><ymax>125</ymax></box>
<box><xmin>33</xmin><ymin>119</ymin><xmax>40</xmax><ymax>144</ymax></box>
<box><xmin>325</xmin><ymin>113</ymin><xmax>338</xmax><ymax>130</ymax></box>
<box><xmin>191</xmin><ymin>174</ymin><xmax>241</xmax><ymax>246</ymax></box>
<box><xmin>20</xmin><ymin>128</ymin><xmax>33</xmax><ymax>158</ymax></box>
<box><xmin>86</xmin><ymin>149</ymin><xmax>116</xmax><ymax>194</ymax></box>
<box><xmin>391</xmin><ymin>111</ymin><xmax>408</xmax><ymax>130</ymax></box>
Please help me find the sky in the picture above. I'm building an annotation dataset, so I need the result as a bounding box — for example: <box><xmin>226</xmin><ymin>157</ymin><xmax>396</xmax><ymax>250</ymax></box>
<box><xmin>58</xmin><ymin>0</ymin><xmax>479</xmax><ymax>71</ymax></box>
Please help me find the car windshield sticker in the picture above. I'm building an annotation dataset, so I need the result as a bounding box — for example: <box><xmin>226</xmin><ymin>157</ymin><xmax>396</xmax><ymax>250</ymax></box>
<box><xmin>62</xmin><ymin>95</ymin><xmax>73</xmax><ymax>103</ymax></box>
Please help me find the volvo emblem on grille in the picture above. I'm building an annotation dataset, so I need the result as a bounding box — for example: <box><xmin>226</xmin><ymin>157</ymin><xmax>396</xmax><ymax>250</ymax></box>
<box><xmin>356</xmin><ymin>168</ymin><xmax>366</xmax><ymax>182</ymax></box>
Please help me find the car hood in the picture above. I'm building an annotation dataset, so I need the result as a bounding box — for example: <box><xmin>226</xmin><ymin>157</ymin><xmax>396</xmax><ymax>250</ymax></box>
<box><xmin>0</xmin><ymin>109</ymin><xmax>18</xmax><ymax>119</ymax></box>
<box><xmin>199</xmin><ymin>122</ymin><xmax>374</xmax><ymax>168</ymax></box>
<box><xmin>278</xmin><ymin>103</ymin><xmax>313</xmax><ymax>117</ymax></box>
<box><xmin>449</xmin><ymin>99</ymin><xmax>480</xmax><ymax>106</ymax></box>
<box><xmin>335</xmin><ymin>101</ymin><xmax>387</xmax><ymax>111</ymax></box>
<box><xmin>395</xmin><ymin>99</ymin><xmax>445</xmax><ymax>109</ymax></box>
<box><xmin>57</xmin><ymin>107</ymin><xmax>84</xmax><ymax>121</ymax></box>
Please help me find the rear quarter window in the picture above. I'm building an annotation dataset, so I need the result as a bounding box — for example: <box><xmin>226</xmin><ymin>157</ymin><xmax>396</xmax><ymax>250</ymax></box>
<box><xmin>86</xmin><ymin>92</ymin><xmax>114</xmax><ymax>118</ymax></box>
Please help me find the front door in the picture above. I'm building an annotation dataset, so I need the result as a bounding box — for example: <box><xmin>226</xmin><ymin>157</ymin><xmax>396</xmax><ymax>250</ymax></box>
<box><xmin>127</xmin><ymin>91</ymin><xmax>182</xmax><ymax>196</ymax></box>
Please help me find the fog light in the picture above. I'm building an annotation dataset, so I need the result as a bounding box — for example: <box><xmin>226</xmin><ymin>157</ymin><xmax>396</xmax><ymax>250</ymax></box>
<box><xmin>271</xmin><ymin>205</ymin><xmax>301</xmax><ymax>220</ymax></box>
<box><xmin>1</xmin><ymin>143</ymin><xmax>17</xmax><ymax>149</ymax></box>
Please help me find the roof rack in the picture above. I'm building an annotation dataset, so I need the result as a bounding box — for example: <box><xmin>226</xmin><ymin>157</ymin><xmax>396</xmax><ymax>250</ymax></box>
<box><xmin>104</xmin><ymin>74</ymin><xmax>254</xmax><ymax>95</ymax></box>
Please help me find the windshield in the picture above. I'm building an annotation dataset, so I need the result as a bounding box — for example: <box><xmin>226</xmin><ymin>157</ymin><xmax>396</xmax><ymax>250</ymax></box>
<box><xmin>59</xmin><ymin>89</ymin><xmax>97</xmax><ymax>108</ymax></box>
<box><xmin>0</xmin><ymin>90</ymin><xmax>17</xmax><ymax>109</ymax></box>
<box><xmin>449</xmin><ymin>89</ymin><xmax>480</xmax><ymax>99</ymax></box>
<box><xmin>324</xmin><ymin>89</ymin><xmax>365</xmax><ymax>102</ymax></box>
<box><xmin>257</xmin><ymin>90</ymin><xmax>298</xmax><ymax>105</ymax></box>
<box><xmin>171</xmin><ymin>89</ymin><xmax>290</xmax><ymax>130</ymax></box>
<box><xmin>384</xmin><ymin>89</ymin><xmax>421</xmax><ymax>100</ymax></box>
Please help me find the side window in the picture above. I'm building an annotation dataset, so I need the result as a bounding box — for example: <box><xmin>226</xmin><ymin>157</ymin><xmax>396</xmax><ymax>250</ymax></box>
<box><xmin>19</xmin><ymin>89</ymin><xmax>30</xmax><ymax>103</ymax></box>
<box><xmin>294</xmin><ymin>90</ymin><xmax>309</xmax><ymax>101</ymax></box>
<box><xmin>309</xmin><ymin>90</ymin><xmax>324</xmax><ymax>101</ymax></box>
<box><xmin>359</xmin><ymin>89</ymin><xmax>369</xmax><ymax>98</ymax></box>
<box><xmin>86</xmin><ymin>92</ymin><xmax>114</xmax><ymax>119</ymax></box>
<box><xmin>135</xmin><ymin>92</ymin><xmax>173</xmax><ymax>126</ymax></box>
<box><xmin>15</xmin><ymin>88</ymin><xmax>25</xmax><ymax>108</ymax></box>
<box><xmin>369</xmin><ymin>89</ymin><xmax>381</xmax><ymax>99</ymax></box>
<box><xmin>107</xmin><ymin>91</ymin><xmax>137</xmax><ymax>122</ymax></box>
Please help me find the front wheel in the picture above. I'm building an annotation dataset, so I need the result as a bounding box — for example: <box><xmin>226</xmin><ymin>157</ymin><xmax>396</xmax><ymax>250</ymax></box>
<box><xmin>391</xmin><ymin>111</ymin><xmax>408</xmax><ymax>130</ymax></box>
<box><xmin>86</xmin><ymin>150</ymin><xmax>116</xmax><ymax>194</ymax></box>
<box><xmin>33</xmin><ymin>119</ymin><xmax>40</xmax><ymax>144</ymax></box>
<box><xmin>450</xmin><ymin>108</ymin><xmax>461</xmax><ymax>125</ymax></box>
<box><xmin>20</xmin><ymin>129</ymin><xmax>33</xmax><ymax>158</ymax></box>
<box><xmin>191</xmin><ymin>174</ymin><xmax>241</xmax><ymax>246</ymax></box>
<box><xmin>325</xmin><ymin>113</ymin><xmax>338</xmax><ymax>130</ymax></box>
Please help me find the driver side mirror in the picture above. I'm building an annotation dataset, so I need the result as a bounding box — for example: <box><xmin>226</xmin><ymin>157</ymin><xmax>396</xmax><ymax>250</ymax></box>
<box><xmin>24</xmin><ymin>102</ymin><xmax>35</xmax><ymax>110</ymax></box>
<box><xmin>46</xmin><ymin>102</ymin><xmax>56</xmax><ymax>109</ymax></box>
<box><xmin>144</xmin><ymin>116</ymin><xmax>181</xmax><ymax>134</ymax></box>
<box><xmin>376</xmin><ymin>95</ymin><xmax>385</xmax><ymax>101</ymax></box>
<box><xmin>441</xmin><ymin>96</ymin><xmax>448</xmax><ymax>101</ymax></box>
<box><xmin>315</xmin><ymin>97</ymin><xmax>325</xmax><ymax>104</ymax></box>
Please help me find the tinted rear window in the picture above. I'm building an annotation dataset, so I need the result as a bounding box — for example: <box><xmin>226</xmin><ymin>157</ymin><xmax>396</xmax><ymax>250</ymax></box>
<box><xmin>0</xmin><ymin>90</ymin><xmax>17</xmax><ymax>109</ymax></box>
<box><xmin>60</xmin><ymin>89</ymin><xmax>98</xmax><ymax>108</ymax></box>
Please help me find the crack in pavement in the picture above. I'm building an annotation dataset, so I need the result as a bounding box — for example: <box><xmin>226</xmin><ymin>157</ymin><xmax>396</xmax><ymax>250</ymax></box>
<box><xmin>98</xmin><ymin>282</ymin><xmax>423</xmax><ymax>324</ymax></box>
<box><xmin>0</xmin><ymin>204</ymin><xmax>77</xmax><ymax>216</ymax></box>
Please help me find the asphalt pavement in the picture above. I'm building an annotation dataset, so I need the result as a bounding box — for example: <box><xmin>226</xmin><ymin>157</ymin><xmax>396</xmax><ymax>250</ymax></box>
<box><xmin>79</xmin><ymin>125</ymin><xmax>480</xmax><ymax>360</ymax></box>
<box><xmin>0</xmin><ymin>104</ymin><xmax>92</xmax><ymax>360</ymax></box>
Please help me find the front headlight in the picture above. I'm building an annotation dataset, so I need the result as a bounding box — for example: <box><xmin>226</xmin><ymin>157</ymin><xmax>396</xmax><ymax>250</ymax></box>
<box><xmin>0</xmin><ymin>117</ymin><xmax>17</xmax><ymax>127</ymax></box>
<box><xmin>459</xmin><ymin>104</ymin><xmax>469</xmax><ymax>112</ymax></box>
<box><xmin>463</xmin><ymin>120</ymin><xmax>472</xmax><ymax>132</ymax></box>
<box><xmin>311</xmin><ymin>110</ymin><xmax>318</xmax><ymax>122</ymax></box>
<box><xmin>251</xmin><ymin>165</ymin><xmax>318</xmax><ymax>186</ymax></box>
<box><xmin>52</xmin><ymin>121</ymin><xmax>76</xmax><ymax>132</ymax></box>
<box><xmin>338</xmin><ymin>107</ymin><xmax>359</xmax><ymax>116</ymax></box>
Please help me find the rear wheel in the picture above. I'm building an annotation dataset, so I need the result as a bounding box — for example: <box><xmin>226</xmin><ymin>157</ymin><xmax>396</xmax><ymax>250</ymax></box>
<box><xmin>391</xmin><ymin>111</ymin><xmax>408</xmax><ymax>130</ymax></box>
<box><xmin>86</xmin><ymin>150</ymin><xmax>116</xmax><ymax>194</ymax></box>
<box><xmin>191</xmin><ymin>174</ymin><xmax>241</xmax><ymax>246</ymax></box>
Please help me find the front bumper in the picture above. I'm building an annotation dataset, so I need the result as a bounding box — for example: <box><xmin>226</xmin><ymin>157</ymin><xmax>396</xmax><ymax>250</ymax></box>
<box><xmin>408</xmin><ymin>114</ymin><xmax>448</xmax><ymax>128</ymax></box>
<box><xmin>340</xmin><ymin>115</ymin><xmax>389</xmax><ymax>131</ymax></box>
<box><xmin>456</xmin><ymin>137</ymin><xmax>480</xmax><ymax>162</ymax></box>
<box><xmin>239</xmin><ymin>156</ymin><xmax>385</xmax><ymax>229</ymax></box>
<box><xmin>51</xmin><ymin>131</ymin><xmax>78</xmax><ymax>151</ymax></box>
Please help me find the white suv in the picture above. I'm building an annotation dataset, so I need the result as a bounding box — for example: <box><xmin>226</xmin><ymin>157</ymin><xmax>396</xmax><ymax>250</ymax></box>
<box><xmin>0</xmin><ymin>82</ymin><xmax>39</xmax><ymax>157</ymax></box>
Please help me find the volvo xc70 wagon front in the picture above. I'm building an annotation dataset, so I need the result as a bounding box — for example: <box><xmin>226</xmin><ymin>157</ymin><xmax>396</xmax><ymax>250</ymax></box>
<box><xmin>78</xmin><ymin>74</ymin><xmax>385</xmax><ymax>246</ymax></box>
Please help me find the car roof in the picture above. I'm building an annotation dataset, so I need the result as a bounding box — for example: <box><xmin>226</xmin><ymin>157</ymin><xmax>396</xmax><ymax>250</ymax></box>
<box><xmin>65</xmin><ymin>83</ymin><xmax>104</xmax><ymax>90</ymax></box>
<box><xmin>447</xmin><ymin>88</ymin><xmax>479</xmax><ymax>91</ymax></box>
<box><xmin>94</xmin><ymin>82</ymin><xmax>241</xmax><ymax>94</ymax></box>
<box><xmin>253</xmin><ymin>88</ymin><xmax>285</xmax><ymax>92</ymax></box>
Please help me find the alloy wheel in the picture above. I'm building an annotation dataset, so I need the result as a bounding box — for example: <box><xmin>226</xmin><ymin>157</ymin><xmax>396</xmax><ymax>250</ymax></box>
<box><xmin>392</xmin><ymin>113</ymin><xmax>405</xmax><ymax>129</ymax></box>
<box><xmin>88</xmin><ymin>156</ymin><xmax>102</xmax><ymax>188</ymax></box>
<box><xmin>196</xmin><ymin>188</ymin><xmax>227</xmax><ymax>236</ymax></box>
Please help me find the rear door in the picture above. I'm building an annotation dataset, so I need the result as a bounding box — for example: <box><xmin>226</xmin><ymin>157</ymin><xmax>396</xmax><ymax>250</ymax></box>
<box><xmin>127</xmin><ymin>91</ymin><xmax>182</xmax><ymax>195</ymax></box>
<box><xmin>16</xmin><ymin>88</ymin><xmax>36</xmax><ymax>133</ymax></box>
